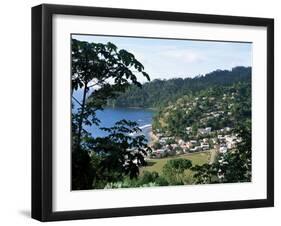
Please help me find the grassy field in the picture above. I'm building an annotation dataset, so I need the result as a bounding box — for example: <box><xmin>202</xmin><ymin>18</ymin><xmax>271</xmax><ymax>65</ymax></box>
<box><xmin>141</xmin><ymin>151</ymin><xmax>211</xmax><ymax>174</ymax></box>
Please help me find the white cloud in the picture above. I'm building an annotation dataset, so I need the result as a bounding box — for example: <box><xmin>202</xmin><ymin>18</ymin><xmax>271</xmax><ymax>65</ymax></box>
<box><xmin>158</xmin><ymin>48</ymin><xmax>205</xmax><ymax>63</ymax></box>
<box><xmin>73</xmin><ymin>35</ymin><xmax>252</xmax><ymax>82</ymax></box>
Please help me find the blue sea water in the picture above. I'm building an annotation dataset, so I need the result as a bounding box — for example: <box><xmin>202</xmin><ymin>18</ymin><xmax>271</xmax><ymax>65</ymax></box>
<box><xmin>84</xmin><ymin>107</ymin><xmax>154</xmax><ymax>142</ymax></box>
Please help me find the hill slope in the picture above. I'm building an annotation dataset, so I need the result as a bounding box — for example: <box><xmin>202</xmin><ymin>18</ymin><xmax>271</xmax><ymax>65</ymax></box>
<box><xmin>108</xmin><ymin>66</ymin><xmax>251</xmax><ymax>108</ymax></box>
<box><xmin>152</xmin><ymin>81</ymin><xmax>251</xmax><ymax>139</ymax></box>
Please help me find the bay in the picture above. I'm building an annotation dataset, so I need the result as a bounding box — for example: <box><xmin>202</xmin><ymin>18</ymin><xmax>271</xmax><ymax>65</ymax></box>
<box><xmin>84</xmin><ymin>107</ymin><xmax>155</xmax><ymax>142</ymax></box>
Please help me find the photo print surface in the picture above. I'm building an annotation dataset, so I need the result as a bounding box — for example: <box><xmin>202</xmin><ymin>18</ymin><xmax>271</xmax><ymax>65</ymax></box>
<box><xmin>71</xmin><ymin>34</ymin><xmax>252</xmax><ymax>190</ymax></box>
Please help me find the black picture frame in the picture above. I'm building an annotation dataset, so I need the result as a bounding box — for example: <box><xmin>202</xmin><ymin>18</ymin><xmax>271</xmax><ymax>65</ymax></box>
<box><xmin>32</xmin><ymin>3</ymin><xmax>274</xmax><ymax>222</ymax></box>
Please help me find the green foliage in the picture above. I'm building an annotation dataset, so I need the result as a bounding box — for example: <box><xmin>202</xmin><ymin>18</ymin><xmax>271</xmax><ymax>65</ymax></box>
<box><xmin>191</xmin><ymin>121</ymin><xmax>251</xmax><ymax>184</ymax></box>
<box><xmin>72</xmin><ymin>39</ymin><xmax>149</xmax><ymax>148</ymax></box>
<box><xmin>71</xmin><ymin>147</ymin><xmax>94</xmax><ymax>190</ymax></box>
<box><xmin>104</xmin><ymin>171</ymin><xmax>169</xmax><ymax>188</ymax></box>
<box><xmin>108</xmin><ymin>67</ymin><xmax>251</xmax><ymax>108</ymax></box>
<box><xmin>152</xmin><ymin>141</ymin><xmax>162</xmax><ymax>149</ymax></box>
<box><xmin>191</xmin><ymin>164</ymin><xmax>217</xmax><ymax>184</ymax></box>
<box><xmin>139</xmin><ymin>171</ymin><xmax>160</xmax><ymax>184</ymax></box>
<box><xmin>154</xmin><ymin>176</ymin><xmax>170</xmax><ymax>186</ymax></box>
<box><xmin>163</xmin><ymin>158</ymin><xmax>193</xmax><ymax>185</ymax></box>
<box><xmin>73</xmin><ymin>120</ymin><xmax>152</xmax><ymax>189</ymax></box>
<box><xmin>166</xmin><ymin>138</ymin><xmax>176</xmax><ymax>145</ymax></box>
<box><xmin>154</xmin><ymin>81</ymin><xmax>251</xmax><ymax>138</ymax></box>
<box><xmin>87</xmin><ymin>120</ymin><xmax>151</xmax><ymax>185</ymax></box>
<box><xmin>71</xmin><ymin>39</ymin><xmax>150</xmax><ymax>190</ymax></box>
<box><xmin>71</xmin><ymin>38</ymin><xmax>252</xmax><ymax>189</ymax></box>
<box><xmin>216</xmin><ymin>121</ymin><xmax>252</xmax><ymax>183</ymax></box>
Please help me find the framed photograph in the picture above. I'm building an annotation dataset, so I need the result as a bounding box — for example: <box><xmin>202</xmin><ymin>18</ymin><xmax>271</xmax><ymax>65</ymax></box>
<box><xmin>32</xmin><ymin>4</ymin><xmax>274</xmax><ymax>221</ymax></box>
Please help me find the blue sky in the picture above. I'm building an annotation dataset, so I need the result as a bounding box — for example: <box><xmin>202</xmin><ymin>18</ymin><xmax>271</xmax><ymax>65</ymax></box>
<box><xmin>72</xmin><ymin>34</ymin><xmax>252</xmax><ymax>83</ymax></box>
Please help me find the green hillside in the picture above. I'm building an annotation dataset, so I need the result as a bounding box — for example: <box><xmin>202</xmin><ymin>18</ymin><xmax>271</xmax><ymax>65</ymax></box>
<box><xmin>108</xmin><ymin>66</ymin><xmax>251</xmax><ymax>108</ymax></box>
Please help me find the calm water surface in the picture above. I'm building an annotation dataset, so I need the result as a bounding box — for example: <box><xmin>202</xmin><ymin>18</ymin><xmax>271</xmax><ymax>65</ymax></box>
<box><xmin>84</xmin><ymin>107</ymin><xmax>154</xmax><ymax>142</ymax></box>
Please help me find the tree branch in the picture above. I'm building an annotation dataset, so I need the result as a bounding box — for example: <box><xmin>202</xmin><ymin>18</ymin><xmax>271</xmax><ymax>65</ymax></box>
<box><xmin>72</xmin><ymin>96</ymin><xmax>82</xmax><ymax>107</ymax></box>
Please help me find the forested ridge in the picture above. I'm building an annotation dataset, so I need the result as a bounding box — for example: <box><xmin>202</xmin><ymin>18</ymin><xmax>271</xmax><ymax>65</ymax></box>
<box><xmin>71</xmin><ymin>37</ymin><xmax>252</xmax><ymax>189</ymax></box>
<box><xmin>152</xmin><ymin>81</ymin><xmax>251</xmax><ymax>139</ymax></box>
<box><xmin>108</xmin><ymin>66</ymin><xmax>251</xmax><ymax>108</ymax></box>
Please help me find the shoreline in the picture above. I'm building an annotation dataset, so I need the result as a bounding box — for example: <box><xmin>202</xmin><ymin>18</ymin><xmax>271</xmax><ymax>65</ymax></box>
<box><xmin>148</xmin><ymin>130</ymin><xmax>158</xmax><ymax>146</ymax></box>
<box><xmin>107</xmin><ymin>105</ymin><xmax>157</xmax><ymax>111</ymax></box>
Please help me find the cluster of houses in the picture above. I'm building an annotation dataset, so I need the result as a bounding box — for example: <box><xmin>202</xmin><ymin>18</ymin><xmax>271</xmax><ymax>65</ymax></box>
<box><xmin>148</xmin><ymin>92</ymin><xmax>244</xmax><ymax>159</ymax></box>
<box><xmin>149</xmin><ymin>126</ymin><xmax>241</xmax><ymax>159</ymax></box>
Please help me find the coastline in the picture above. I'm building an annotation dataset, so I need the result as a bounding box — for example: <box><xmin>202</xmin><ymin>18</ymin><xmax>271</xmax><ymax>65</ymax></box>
<box><xmin>148</xmin><ymin>130</ymin><xmax>158</xmax><ymax>146</ymax></box>
<box><xmin>107</xmin><ymin>105</ymin><xmax>157</xmax><ymax>111</ymax></box>
<box><xmin>127</xmin><ymin>107</ymin><xmax>157</xmax><ymax>111</ymax></box>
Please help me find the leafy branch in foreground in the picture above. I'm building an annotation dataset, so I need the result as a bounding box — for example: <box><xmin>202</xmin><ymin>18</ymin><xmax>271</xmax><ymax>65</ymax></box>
<box><xmin>71</xmin><ymin>39</ymin><xmax>150</xmax><ymax>189</ymax></box>
<box><xmin>83</xmin><ymin>120</ymin><xmax>152</xmax><ymax>189</ymax></box>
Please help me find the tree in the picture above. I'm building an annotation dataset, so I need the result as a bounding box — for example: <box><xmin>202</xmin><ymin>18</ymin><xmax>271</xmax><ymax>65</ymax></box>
<box><xmin>71</xmin><ymin>39</ymin><xmax>150</xmax><ymax>189</ymax></box>
<box><xmin>72</xmin><ymin>39</ymin><xmax>149</xmax><ymax>149</ymax></box>
<box><xmin>191</xmin><ymin>164</ymin><xmax>217</xmax><ymax>184</ymax></box>
<box><xmin>215</xmin><ymin>121</ymin><xmax>251</xmax><ymax>183</ymax></box>
<box><xmin>109</xmin><ymin>66</ymin><xmax>251</xmax><ymax>108</ymax></box>
<box><xmin>84</xmin><ymin>120</ymin><xmax>152</xmax><ymax>189</ymax></box>
<box><xmin>139</xmin><ymin>171</ymin><xmax>160</xmax><ymax>185</ymax></box>
<box><xmin>163</xmin><ymin>158</ymin><xmax>192</xmax><ymax>185</ymax></box>
<box><xmin>152</xmin><ymin>141</ymin><xmax>162</xmax><ymax>150</ymax></box>
<box><xmin>191</xmin><ymin>121</ymin><xmax>251</xmax><ymax>184</ymax></box>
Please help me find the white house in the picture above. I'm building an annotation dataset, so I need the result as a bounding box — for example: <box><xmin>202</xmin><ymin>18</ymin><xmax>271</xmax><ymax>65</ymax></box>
<box><xmin>186</xmin><ymin>127</ymin><xmax>192</xmax><ymax>134</ymax></box>
<box><xmin>203</xmin><ymin>138</ymin><xmax>209</xmax><ymax>143</ymax></box>
<box><xmin>219</xmin><ymin>146</ymin><xmax>227</xmax><ymax>153</ymax></box>
<box><xmin>218</xmin><ymin>135</ymin><xmax>226</xmax><ymax>141</ymax></box>
<box><xmin>201</xmin><ymin>144</ymin><xmax>210</xmax><ymax>150</ymax></box>
<box><xmin>198</xmin><ymin>127</ymin><xmax>212</xmax><ymax>135</ymax></box>
<box><xmin>178</xmin><ymin>139</ymin><xmax>185</xmax><ymax>145</ymax></box>
<box><xmin>190</xmin><ymin>140</ymin><xmax>197</xmax><ymax>144</ymax></box>
<box><xmin>225</xmin><ymin>135</ymin><xmax>237</xmax><ymax>149</ymax></box>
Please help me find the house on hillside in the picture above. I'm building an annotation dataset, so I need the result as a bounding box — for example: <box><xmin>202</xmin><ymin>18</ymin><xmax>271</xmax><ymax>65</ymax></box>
<box><xmin>211</xmin><ymin>138</ymin><xmax>217</xmax><ymax>144</ymax></box>
<box><xmin>187</xmin><ymin>140</ymin><xmax>197</xmax><ymax>149</ymax></box>
<box><xmin>219</xmin><ymin>146</ymin><xmax>227</xmax><ymax>153</ymax></box>
<box><xmin>219</xmin><ymin>144</ymin><xmax>228</xmax><ymax>154</ymax></box>
<box><xmin>186</xmin><ymin>127</ymin><xmax>192</xmax><ymax>134</ymax></box>
<box><xmin>201</xmin><ymin>144</ymin><xmax>210</xmax><ymax>150</ymax></box>
<box><xmin>225</xmin><ymin>135</ymin><xmax>237</xmax><ymax>149</ymax></box>
<box><xmin>152</xmin><ymin>148</ymin><xmax>168</xmax><ymax>158</ymax></box>
<box><xmin>218</xmin><ymin>135</ymin><xmax>226</xmax><ymax>141</ymax></box>
<box><xmin>190</xmin><ymin>146</ymin><xmax>202</xmax><ymax>152</ymax></box>
<box><xmin>159</xmin><ymin>136</ymin><xmax>172</xmax><ymax>145</ymax></box>
<box><xmin>178</xmin><ymin>139</ymin><xmax>185</xmax><ymax>145</ymax></box>
<box><xmin>198</xmin><ymin>127</ymin><xmax>212</xmax><ymax>135</ymax></box>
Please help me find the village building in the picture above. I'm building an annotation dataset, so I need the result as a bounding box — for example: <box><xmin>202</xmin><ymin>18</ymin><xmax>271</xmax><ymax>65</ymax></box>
<box><xmin>201</xmin><ymin>144</ymin><xmax>210</xmax><ymax>150</ymax></box>
<box><xmin>219</xmin><ymin>146</ymin><xmax>227</xmax><ymax>153</ymax></box>
<box><xmin>186</xmin><ymin>127</ymin><xmax>192</xmax><ymax>134</ymax></box>
<box><xmin>198</xmin><ymin>127</ymin><xmax>212</xmax><ymax>135</ymax></box>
